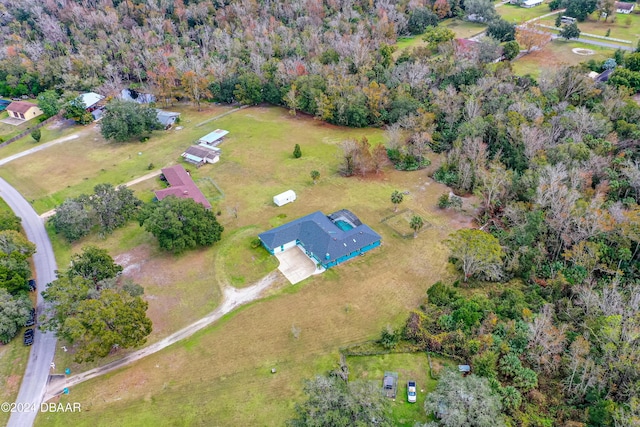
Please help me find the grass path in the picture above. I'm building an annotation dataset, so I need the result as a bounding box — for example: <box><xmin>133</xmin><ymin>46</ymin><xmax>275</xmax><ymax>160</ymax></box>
<box><xmin>44</xmin><ymin>270</ymin><xmax>284</xmax><ymax>401</ymax></box>
<box><xmin>0</xmin><ymin>128</ymin><xmax>91</xmax><ymax>166</ymax></box>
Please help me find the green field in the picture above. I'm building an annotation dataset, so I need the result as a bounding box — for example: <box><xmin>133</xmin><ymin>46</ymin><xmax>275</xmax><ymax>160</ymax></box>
<box><xmin>512</xmin><ymin>39</ymin><xmax>616</xmax><ymax>77</ymax></box>
<box><xmin>0</xmin><ymin>104</ymin><xmax>234</xmax><ymax>213</ymax></box>
<box><xmin>395</xmin><ymin>19</ymin><xmax>487</xmax><ymax>56</ymax></box>
<box><xmin>31</xmin><ymin>106</ymin><xmax>465</xmax><ymax>426</ymax></box>
<box><xmin>347</xmin><ymin>353</ymin><xmax>454</xmax><ymax>426</ymax></box>
<box><xmin>497</xmin><ymin>3</ymin><xmax>553</xmax><ymax>23</ymax></box>
<box><xmin>538</xmin><ymin>12</ymin><xmax>640</xmax><ymax>45</ymax></box>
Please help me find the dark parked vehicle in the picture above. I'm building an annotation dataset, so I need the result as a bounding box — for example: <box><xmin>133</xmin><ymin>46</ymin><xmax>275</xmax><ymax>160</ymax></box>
<box><xmin>28</xmin><ymin>279</ymin><xmax>36</xmax><ymax>292</ymax></box>
<box><xmin>24</xmin><ymin>328</ymin><xmax>34</xmax><ymax>346</ymax></box>
<box><xmin>25</xmin><ymin>308</ymin><xmax>36</xmax><ymax>327</ymax></box>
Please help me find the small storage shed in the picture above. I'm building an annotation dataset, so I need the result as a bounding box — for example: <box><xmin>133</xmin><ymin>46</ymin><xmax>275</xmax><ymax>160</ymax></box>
<box><xmin>273</xmin><ymin>190</ymin><xmax>296</xmax><ymax>206</ymax></box>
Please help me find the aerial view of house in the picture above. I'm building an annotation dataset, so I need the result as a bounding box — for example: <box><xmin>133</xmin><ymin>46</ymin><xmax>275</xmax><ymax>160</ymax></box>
<box><xmin>1</xmin><ymin>1</ymin><xmax>640</xmax><ymax>427</ymax></box>
<box><xmin>155</xmin><ymin>164</ymin><xmax>212</xmax><ymax>209</ymax></box>
<box><xmin>4</xmin><ymin>101</ymin><xmax>43</xmax><ymax>123</ymax></box>
<box><xmin>258</xmin><ymin>209</ymin><xmax>381</xmax><ymax>269</ymax></box>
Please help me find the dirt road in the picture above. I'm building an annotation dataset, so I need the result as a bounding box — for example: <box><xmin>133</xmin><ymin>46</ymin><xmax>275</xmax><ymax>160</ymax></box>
<box><xmin>44</xmin><ymin>271</ymin><xmax>282</xmax><ymax>401</ymax></box>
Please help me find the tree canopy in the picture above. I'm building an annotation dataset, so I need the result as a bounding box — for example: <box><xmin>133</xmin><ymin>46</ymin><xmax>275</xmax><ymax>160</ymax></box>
<box><xmin>0</xmin><ymin>289</ymin><xmax>31</xmax><ymax>344</ymax></box>
<box><xmin>0</xmin><ymin>230</ymin><xmax>36</xmax><ymax>294</ymax></box>
<box><xmin>424</xmin><ymin>370</ymin><xmax>505</xmax><ymax>427</ymax></box>
<box><xmin>69</xmin><ymin>246</ymin><xmax>123</xmax><ymax>284</ymax></box>
<box><xmin>288</xmin><ymin>375</ymin><xmax>392</xmax><ymax>427</ymax></box>
<box><xmin>41</xmin><ymin>266</ymin><xmax>152</xmax><ymax>363</ymax></box>
<box><xmin>139</xmin><ymin>197</ymin><xmax>224</xmax><ymax>253</ymax></box>
<box><xmin>445</xmin><ymin>229</ymin><xmax>504</xmax><ymax>282</ymax></box>
<box><xmin>100</xmin><ymin>100</ymin><xmax>162</xmax><ymax>142</ymax></box>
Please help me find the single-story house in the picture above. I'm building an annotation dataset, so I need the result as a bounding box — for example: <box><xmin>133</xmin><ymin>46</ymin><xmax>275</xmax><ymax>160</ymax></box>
<box><xmin>155</xmin><ymin>164</ymin><xmax>211</xmax><ymax>209</ymax></box>
<box><xmin>6</xmin><ymin>101</ymin><xmax>43</xmax><ymax>121</ymax></box>
<box><xmin>258</xmin><ymin>209</ymin><xmax>381</xmax><ymax>269</ymax></box>
<box><xmin>121</xmin><ymin>88</ymin><xmax>155</xmax><ymax>104</ymax></box>
<box><xmin>181</xmin><ymin>145</ymin><xmax>220</xmax><ymax>167</ymax></box>
<box><xmin>79</xmin><ymin>92</ymin><xmax>105</xmax><ymax>112</ymax></box>
<box><xmin>198</xmin><ymin>129</ymin><xmax>229</xmax><ymax>146</ymax></box>
<box><xmin>615</xmin><ymin>1</ymin><xmax>635</xmax><ymax>13</ymax></box>
<box><xmin>521</xmin><ymin>0</ymin><xmax>543</xmax><ymax>7</ymax></box>
<box><xmin>156</xmin><ymin>110</ymin><xmax>180</xmax><ymax>129</ymax></box>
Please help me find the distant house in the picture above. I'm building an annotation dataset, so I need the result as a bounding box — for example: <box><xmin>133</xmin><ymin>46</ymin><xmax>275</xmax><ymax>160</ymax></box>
<box><xmin>121</xmin><ymin>88</ymin><xmax>155</xmax><ymax>104</ymax></box>
<box><xmin>198</xmin><ymin>129</ymin><xmax>229</xmax><ymax>146</ymax></box>
<box><xmin>78</xmin><ymin>92</ymin><xmax>105</xmax><ymax>112</ymax></box>
<box><xmin>5</xmin><ymin>101</ymin><xmax>43</xmax><ymax>121</ymax></box>
<box><xmin>596</xmin><ymin>68</ymin><xmax>614</xmax><ymax>83</ymax></box>
<box><xmin>181</xmin><ymin>145</ymin><xmax>220</xmax><ymax>167</ymax></box>
<box><xmin>382</xmin><ymin>372</ymin><xmax>398</xmax><ymax>399</ymax></box>
<box><xmin>521</xmin><ymin>0</ymin><xmax>543</xmax><ymax>7</ymax></box>
<box><xmin>615</xmin><ymin>1</ymin><xmax>635</xmax><ymax>13</ymax></box>
<box><xmin>155</xmin><ymin>164</ymin><xmax>211</xmax><ymax>209</ymax></box>
<box><xmin>258</xmin><ymin>209</ymin><xmax>381</xmax><ymax>269</ymax></box>
<box><xmin>156</xmin><ymin>110</ymin><xmax>180</xmax><ymax>129</ymax></box>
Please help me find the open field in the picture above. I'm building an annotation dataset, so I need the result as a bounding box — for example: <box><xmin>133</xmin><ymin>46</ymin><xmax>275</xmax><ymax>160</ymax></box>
<box><xmin>497</xmin><ymin>3</ymin><xmax>552</xmax><ymax>23</ymax></box>
<box><xmin>512</xmin><ymin>39</ymin><xmax>616</xmax><ymax>77</ymax></box>
<box><xmin>539</xmin><ymin>12</ymin><xmax>640</xmax><ymax>44</ymax></box>
<box><xmin>346</xmin><ymin>353</ymin><xmax>454</xmax><ymax>426</ymax></box>
<box><xmin>443</xmin><ymin>18</ymin><xmax>487</xmax><ymax>38</ymax></box>
<box><xmin>0</xmin><ymin>119</ymin><xmax>81</xmax><ymax>159</ymax></box>
<box><xmin>0</xmin><ymin>104</ymin><xmax>234</xmax><ymax>213</ymax></box>
<box><xmin>395</xmin><ymin>19</ymin><xmax>487</xmax><ymax>56</ymax></box>
<box><xmin>33</xmin><ymin>106</ymin><xmax>467</xmax><ymax>426</ymax></box>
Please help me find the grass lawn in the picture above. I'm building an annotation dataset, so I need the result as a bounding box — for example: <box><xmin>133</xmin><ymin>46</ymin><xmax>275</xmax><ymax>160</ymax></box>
<box><xmin>497</xmin><ymin>3</ymin><xmax>554</xmax><ymax>24</ymax></box>
<box><xmin>0</xmin><ymin>339</ymin><xmax>31</xmax><ymax>427</ymax></box>
<box><xmin>394</xmin><ymin>19</ymin><xmax>487</xmax><ymax>57</ymax></box>
<box><xmin>0</xmin><ymin>103</ymin><xmax>234</xmax><ymax>213</ymax></box>
<box><xmin>538</xmin><ymin>13</ymin><xmax>640</xmax><ymax>45</ymax></box>
<box><xmin>442</xmin><ymin>18</ymin><xmax>487</xmax><ymax>38</ymax></box>
<box><xmin>216</xmin><ymin>227</ymin><xmax>279</xmax><ymax>288</ymax></box>
<box><xmin>34</xmin><ymin>106</ymin><xmax>468</xmax><ymax>426</ymax></box>
<box><xmin>346</xmin><ymin>353</ymin><xmax>454</xmax><ymax>426</ymax></box>
<box><xmin>0</xmin><ymin>119</ymin><xmax>81</xmax><ymax>160</ymax></box>
<box><xmin>512</xmin><ymin>39</ymin><xmax>616</xmax><ymax>77</ymax></box>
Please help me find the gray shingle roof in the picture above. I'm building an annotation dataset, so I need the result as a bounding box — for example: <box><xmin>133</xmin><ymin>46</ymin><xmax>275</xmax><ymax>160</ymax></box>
<box><xmin>258</xmin><ymin>211</ymin><xmax>381</xmax><ymax>264</ymax></box>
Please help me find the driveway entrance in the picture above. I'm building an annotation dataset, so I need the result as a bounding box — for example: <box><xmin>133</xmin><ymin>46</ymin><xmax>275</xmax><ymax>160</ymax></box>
<box><xmin>274</xmin><ymin>246</ymin><xmax>317</xmax><ymax>284</ymax></box>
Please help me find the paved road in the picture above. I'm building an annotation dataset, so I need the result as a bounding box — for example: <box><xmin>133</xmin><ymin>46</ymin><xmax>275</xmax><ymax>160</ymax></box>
<box><xmin>44</xmin><ymin>272</ymin><xmax>281</xmax><ymax>401</ymax></box>
<box><xmin>0</xmin><ymin>177</ymin><xmax>58</xmax><ymax>427</ymax></box>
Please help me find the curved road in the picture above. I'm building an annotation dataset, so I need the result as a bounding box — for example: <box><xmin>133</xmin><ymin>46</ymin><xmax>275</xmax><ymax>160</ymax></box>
<box><xmin>0</xmin><ymin>177</ymin><xmax>58</xmax><ymax>427</ymax></box>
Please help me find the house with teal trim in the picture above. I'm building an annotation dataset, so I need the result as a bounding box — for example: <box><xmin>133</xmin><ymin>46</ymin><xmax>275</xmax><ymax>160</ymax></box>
<box><xmin>258</xmin><ymin>210</ymin><xmax>381</xmax><ymax>269</ymax></box>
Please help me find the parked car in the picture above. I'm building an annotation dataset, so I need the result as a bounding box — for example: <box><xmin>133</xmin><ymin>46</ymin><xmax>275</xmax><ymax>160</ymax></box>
<box><xmin>25</xmin><ymin>308</ymin><xmax>36</xmax><ymax>327</ymax></box>
<box><xmin>407</xmin><ymin>381</ymin><xmax>417</xmax><ymax>403</ymax></box>
<box><xmin>28</xmin><ymin>279</ymin><xmax>36</xmax><ymax>292</ymax></box>
<box><xmin>24</xmin><ymin>328</ymin><xmax>34</xmax><ymax>346</ymax></box>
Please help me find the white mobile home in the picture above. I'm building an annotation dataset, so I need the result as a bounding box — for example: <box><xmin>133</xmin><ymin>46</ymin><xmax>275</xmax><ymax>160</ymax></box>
<box><xmin>273</xmin><ymin>190</ymin><xmax>296</xmax><ymax>206</ymax></box>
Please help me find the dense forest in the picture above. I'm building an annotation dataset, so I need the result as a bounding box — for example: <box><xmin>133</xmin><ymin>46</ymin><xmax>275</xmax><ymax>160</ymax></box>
<box><xmin>2</xmin><ymin>0</ymin><xmax>640</xmax><ymax>426</ymax></box>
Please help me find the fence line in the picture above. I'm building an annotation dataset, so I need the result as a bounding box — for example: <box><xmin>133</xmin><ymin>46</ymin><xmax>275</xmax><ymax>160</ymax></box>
<box><xmin>0</xmin><ymin>114</ymin><xmax>63</xmax><ymax>147</ymax></box>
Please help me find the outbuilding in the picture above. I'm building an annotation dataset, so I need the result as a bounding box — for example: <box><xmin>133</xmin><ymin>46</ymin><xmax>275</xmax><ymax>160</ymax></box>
<box><xmin>198</xmin><ymin>129</ymin><xmax>229</xmax><ymax>146</ymax></box>
<box><xmin>273</xmin><ymin>190</ymin><xmax>296</xmax><ymax>206</ymax></box>
<box><xmin>6</xmin><ymin>101</ymin><xmax>43</xmax><ymax>122</ymax></box>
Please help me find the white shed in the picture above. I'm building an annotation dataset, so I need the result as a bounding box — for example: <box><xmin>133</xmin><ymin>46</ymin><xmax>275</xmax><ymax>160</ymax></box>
<box><xmin>273</xmin><ymin>190</ymin><xmax>296</xmax><ymax>206</ymax></box>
